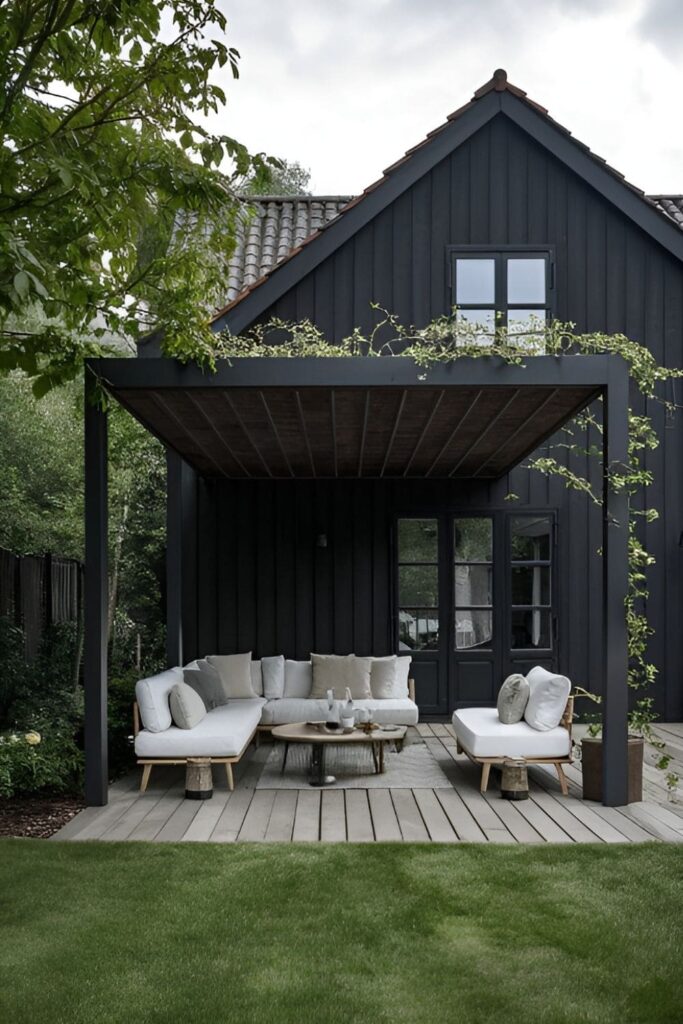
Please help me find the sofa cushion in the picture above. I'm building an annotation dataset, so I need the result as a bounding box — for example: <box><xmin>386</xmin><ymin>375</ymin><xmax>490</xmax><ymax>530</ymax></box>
<box><xmin>250</xmin><ymin>661</ymin><xmax>264</xmax><ymax>697</ymax></box>
<box><xmin>369</xmin><ymin>656</ymin><xmax>397</xmax><ymax>699</ymax></box>
<box><xmin>169</xmin><ymin>682</ymin><xmax>207</xmax><ymax>729</ymax></box>
<box><xmin>260</xmin><ymin>697</ymin><xmax>419</xmax><ymax>727</ymax></box>
<box><xmin>524</xmin><ymin>666</ymin><xmax>571</xmax><ymax>732</ymax></box>
<box><xmin>497</xmin><ymin>673</ymin><xmax>530</xmax><ymax>724</ymax></box>
<box><xmin>135</xmin><ymin>667</ymin><xmax>183</xmax><ymax>733</ymax></box>
<box><xmin>262</xmin><ymin>655</ymin><xmax>285</xmax><ymax>699</ymax></box>
<box><xmin>135</xmin><ymin>699</ymin><xmax>266</xmax><ymax>759</ymax></box>
<box><xmin>310</xmin><ymin>654</ymin><xmax>373</xmax><ymax>700</ymax></box>
<box><xmin>452</xmin><ymin>707</ymin><xmax>571</xmax><ymax>759</ymax></box>
<box><xmin>284</xmin><ymin>660</ymin><xmax>312</xmax><ymax>698</ymax></box>
<box><xmin>184</xmin><ymin>661</ymin><xmax>226</xmax><ymax>710</ymax></box>
<box><xmin>207</xmin><ymin>652</ymin><xmax>255</xmax><ymax>699</ymax></box>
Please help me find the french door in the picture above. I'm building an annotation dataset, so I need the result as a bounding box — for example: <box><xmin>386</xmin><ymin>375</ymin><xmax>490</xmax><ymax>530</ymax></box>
<box><xmin>396</xmin><ymin>511</ymin><xmax>557</xmax><ymax>714</ymax></box>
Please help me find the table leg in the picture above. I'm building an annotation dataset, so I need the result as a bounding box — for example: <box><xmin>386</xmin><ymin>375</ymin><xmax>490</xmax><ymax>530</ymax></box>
<box><xmin>309</xmin><ymin>743</ymin><xmax>336</xmax><ymax>787</ymax></box>
<box><xmin>371</xmin><ymin>742</ymin><xmax>379</xmax><ymax>774</ymax></box>
<box><xmin>281</xmin><ymin>742</ymin><xmax>290</xmax><ymax>775</ymax></box>
<box><xmin>379</xmin><ymin>741</ymin><xmax>385</xmax><ymax>774</ymax></box>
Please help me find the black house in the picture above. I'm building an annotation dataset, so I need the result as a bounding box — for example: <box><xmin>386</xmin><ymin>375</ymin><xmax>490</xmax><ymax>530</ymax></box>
<box><xmin>84</xmin><ymin>70</ymin><xmax>683</xmax><ymax>805</ymax></box>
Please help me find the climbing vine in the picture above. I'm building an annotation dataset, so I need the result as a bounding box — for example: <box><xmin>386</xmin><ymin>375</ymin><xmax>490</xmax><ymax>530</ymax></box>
<box><xmin>218</xmin><ymin>309</ymin><xmax>682</xmax><ymax>792</ymax></box>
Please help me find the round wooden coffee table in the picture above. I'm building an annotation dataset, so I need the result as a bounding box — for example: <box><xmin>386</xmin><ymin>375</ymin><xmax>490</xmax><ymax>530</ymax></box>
<box><xmin>271</xmin><ymin>722</ymin><xmax>407</xmax><ymax>787</ymax></box>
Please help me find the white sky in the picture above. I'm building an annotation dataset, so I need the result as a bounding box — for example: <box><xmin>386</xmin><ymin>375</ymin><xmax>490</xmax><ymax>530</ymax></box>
<box><xmin>207</xmin><ymin>0</ymin><xmax>683</xmax><ymax>196</ymax></box>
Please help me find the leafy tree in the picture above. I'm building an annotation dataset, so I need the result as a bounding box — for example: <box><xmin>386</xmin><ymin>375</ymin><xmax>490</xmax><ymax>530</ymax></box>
<box><xmin>0</xmin><ymin>1</ymin><xmax>276</xmax><ymax>394</ymax></box>
<box><xmin>243</xmin><ymin>159</ymin><xmax>312</xmax><ymax>196</ymax></box>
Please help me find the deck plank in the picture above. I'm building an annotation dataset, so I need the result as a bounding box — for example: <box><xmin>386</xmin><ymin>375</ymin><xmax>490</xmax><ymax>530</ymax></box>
<box><xmin>390</xmin><ymin>789</ymin><xmax>429</xmax><ymax>841</ymax></box>
<box><xmin>237</xmin><ymin>789</ymin><xmax>277</xmax><ymax>842</ymax></box>
<box><xmin>529</xmin><ymin>791</ymin><xmax>603</xmax><ymax>843</ymax></box>
<box><xmin>345</xmin><ymin>791</ymin><xmax>374</xmax><ymax>842</ymax></box>
<box><xmin>412</xmin><ymin>789</ymin><xmax>459</xmax><ymax>842</ymax></box>
<box><xmin>127</xmin><ymin>793</ymin><xmax>184</xmax><ymax>841</ymax></box>
<box><xmin>182</xmin><ymin>789</ymin><xmax>232</xmax><ymax>842</ymax></box>
<box><xmin>292</xmin><ymin>790</ymin><xmax>321</xmax><ymax>842</ymax></box>
<box><xmin>589</xmin><ymin>805</ymin><xmax>658</xmax><ymax>843</ymax></box>
<box><xmin>434</xmin><ymin>787</ymin><xmax>487</xmax><ymax>843</ymax></box>
<box><xmin>210</xmin><ymin>789</ymin><xmax>253</xmax><ymax>842</ymax></box>
<box><xmin>154</xmin><ymin>798</ymin><xmax>202</xmax><ymax>843</ymax></box>
<box><xmin>367</xmin><ymin>789</ymin><xmax>402</xmax><ymax>841</ymax></box>
<box><xmin>482</xmin><ymin>795</ymin><xmax>543</xmax><ymax>843</ymax></box>
<box><xmin>320</xmin><ymin>789</ymin><xmax>346</xmax><ymax>842</ymax></box>
<box><xmin>264</xmin><ymin>790</ymin><xmax>298</xmax><ymax>842</ymax></box>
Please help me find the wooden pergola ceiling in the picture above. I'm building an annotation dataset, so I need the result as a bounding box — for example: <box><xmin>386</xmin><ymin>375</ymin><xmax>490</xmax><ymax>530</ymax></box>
<box><xmin>114</xmin><ymin>383</ymin><xmax>597</xmax><ymax>480</ymax></box>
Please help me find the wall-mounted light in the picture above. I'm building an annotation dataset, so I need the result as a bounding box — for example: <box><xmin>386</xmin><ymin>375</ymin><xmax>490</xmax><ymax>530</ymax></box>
<box><xmin>316</xmin><ymin>533</ymin><xmax>328</xmax><ymax>548</ymax></box>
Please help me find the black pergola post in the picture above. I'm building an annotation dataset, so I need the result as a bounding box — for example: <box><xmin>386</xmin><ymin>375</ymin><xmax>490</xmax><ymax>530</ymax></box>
<box><xmin>601</xmin><ymin>360</ymin><xmax>630</xmax><ymax>806</ymax></box>
<box><xmin>166</xmin><ymin>449</ymin><xmax>184</xmax><ymax>667</ymax></box>
<box><xmin>84</xmin><ymin>371</ymin><xmax>109</xmax><ymax>806</ymax></box>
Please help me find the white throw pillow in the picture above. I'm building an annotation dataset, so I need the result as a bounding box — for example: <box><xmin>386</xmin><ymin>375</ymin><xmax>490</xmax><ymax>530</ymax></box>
<box><xmin>135</xmin><ymin>667</ymin><xmax>183</xmax><ymax>733</ymax></box>
<box><xmin>310</xmin><ymin>654</ymin><xmax>373</xmax><ymax>700</ymax></box>
<box><xmin>262</xmin><ymin>655</ymin><xmax>285</xmax><ymax>699</ymax></box>
<box><xmin>370</xmin><ymin>656</ymin><xmax>398</xmax><ymax>699</ymax></box>
<box><xmin>524</xmin><ymin>666</ymin><xmax>571</xmax><ymax>732</ymax></box>
<box><xmin>206</xmin><ymin>652</ymin><xmax>255</xmax><ymax>699</ymax></box>
<box><xmin>250</xmin><ymin>660</ymin><xmax>264</xmax><ymax>697</ymax></box>
<box><xmin>394</xmin><ymin>656</ymin><xmax>412</xmax><ymax>699</ymax></box>
<box><xmin>169</xmin><ymin>682</ymin><xmax>207</xmax><ymax>730</ymax></box>
<box><xmin>284</xmin><ymin>660</ymin><xmax>312</xmax><ymax>698</ymax></box>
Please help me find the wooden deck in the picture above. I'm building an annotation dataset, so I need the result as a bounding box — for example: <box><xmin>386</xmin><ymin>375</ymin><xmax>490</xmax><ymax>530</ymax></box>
<box><xmin>54</xmin><ymin>724</ymin><xmax>683</xmax><ymax>844</ymax></box>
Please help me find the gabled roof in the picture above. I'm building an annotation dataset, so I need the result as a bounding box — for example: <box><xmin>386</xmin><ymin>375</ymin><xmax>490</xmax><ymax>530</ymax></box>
<box><xmin>212</xmin><ymin>69</ymin><xmax>683</xmax><ymax>337</ymax></box>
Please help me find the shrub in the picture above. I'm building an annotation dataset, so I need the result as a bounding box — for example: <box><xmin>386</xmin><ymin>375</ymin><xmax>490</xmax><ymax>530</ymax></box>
<box><xmin>0</xmin><ymin>617</ymin><xmax>25</xmax><ymax>728</ymax></box>
<box><xmin>0</xmin><ymin>728</ymin><xmax>83</xmax><ymax>798</ymax></box>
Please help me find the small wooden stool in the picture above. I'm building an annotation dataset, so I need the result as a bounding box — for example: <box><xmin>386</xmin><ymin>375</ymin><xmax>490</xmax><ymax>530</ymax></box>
<box><xmin>501</xmin><ymin>758</ymin><xmax>529</xmax><ymax>800</ymax></box>
<box><xmin>185</xmin><ymin>758</ymin><xmax>213</xmax><ymax>800</ymax></box>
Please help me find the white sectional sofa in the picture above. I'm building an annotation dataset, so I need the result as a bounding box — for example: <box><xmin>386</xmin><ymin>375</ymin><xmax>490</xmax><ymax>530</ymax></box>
<box><xmin>133</xmin><ymin>656</ymin><xmax>418</xmax><ymax>791</ymax></box>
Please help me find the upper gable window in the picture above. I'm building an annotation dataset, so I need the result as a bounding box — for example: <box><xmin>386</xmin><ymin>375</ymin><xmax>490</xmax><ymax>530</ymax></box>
<box><xmin>451</xmin><ymin>250</ymin><xmax>552</xmax><ymax>350</ymax></box>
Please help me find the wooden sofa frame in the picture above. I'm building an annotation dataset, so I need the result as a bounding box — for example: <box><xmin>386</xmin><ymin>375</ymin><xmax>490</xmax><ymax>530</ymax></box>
<box><xmin>456</xmin><ymin>696</ymin><xmax>575</xmax><ymax>796</ymax></box>
<box><xmin>132</xmin><ymin>679</ymin><xmax>416</xmax><ymax>792</ymax></box>
<box><xmin>132</xmin><ymin>702</ymin><xmax>256</xmax><ymax>793</ymax></box>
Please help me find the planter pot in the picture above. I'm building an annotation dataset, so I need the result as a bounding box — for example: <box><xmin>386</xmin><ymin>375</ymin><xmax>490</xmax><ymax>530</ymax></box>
<box><xmin>581</xmin><ymin>736</ymin><xmax>644</xmax><ymax>804</ymax></box>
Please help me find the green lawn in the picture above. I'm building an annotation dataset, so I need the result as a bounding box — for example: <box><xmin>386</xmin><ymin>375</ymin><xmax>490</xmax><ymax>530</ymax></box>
<box><xmin>1</xmin><ymin>841</ymin><xmax>682</xmax><ymax>1024</ymax></box>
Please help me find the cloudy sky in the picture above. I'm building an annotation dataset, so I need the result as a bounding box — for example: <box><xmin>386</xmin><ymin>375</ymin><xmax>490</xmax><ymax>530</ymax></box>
<box><xmin>211</xmin><ymin>0</ymin><xmax>683</xmax><ymax>196</ymax></box>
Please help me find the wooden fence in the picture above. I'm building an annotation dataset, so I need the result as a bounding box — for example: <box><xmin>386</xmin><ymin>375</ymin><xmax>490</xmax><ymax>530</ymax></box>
<box><xmin>0</xmin><ymin>547</ymin><xmax>83</xmax><ymax>659</ymax></box>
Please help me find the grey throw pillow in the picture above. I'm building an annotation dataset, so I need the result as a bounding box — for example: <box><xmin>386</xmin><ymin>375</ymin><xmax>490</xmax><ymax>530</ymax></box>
<box><xmin>206</xmin><ymin>652</ymin><xmax>255</xmax><ymax>699</ymax></box>
<box><xmin>184</xmin><ymin>661</ymin><xmax>225</xmax><ymax>710</ymax></box>
<box><xmin>497</xmin><ymin>673</ymin><xmax>530</xmax><ymax>724</ymax></box>
<box><xmin>169</xmin><ymin>682</ymin><xmax>207</xmax><ymax>730</ymax></box>
<box><xmin>262</xmin><ymin>655</ymin><xmax>285</xmax><ymax>699</ymax></box>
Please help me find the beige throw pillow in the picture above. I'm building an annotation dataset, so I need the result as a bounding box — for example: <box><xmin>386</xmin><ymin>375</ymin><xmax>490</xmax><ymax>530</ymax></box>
<box><xmin>169</xmin><ymin>682</ymin><xmax>207</xmax><ymax>730</ymax></box>
<box><xmin>370</xmin><ymin>656</ymin><xmax>398</xmax><ymax>699</ymax></box>
<box><xmin>206</xmin><ymin>652</ymin><xmax>255</xmax><ymax>699</ymax></box>
<box><xmin>310</xmin><ymin>654</ymin><xmax>373</xmax><ymax>700</ymax></box>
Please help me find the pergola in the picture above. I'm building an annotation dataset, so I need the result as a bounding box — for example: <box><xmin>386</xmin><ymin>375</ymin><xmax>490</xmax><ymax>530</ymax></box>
<box><xmin>84</xmin><ymin>353</ymin><xmax>630</xmax><ymax>806</ymax></box>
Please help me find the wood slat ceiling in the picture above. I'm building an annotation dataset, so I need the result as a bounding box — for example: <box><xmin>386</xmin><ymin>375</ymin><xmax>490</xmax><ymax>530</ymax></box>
<box><xmin>115</xmin><ymin>384</ymin><xmax>598</xmax><ymax>480</ymax></box>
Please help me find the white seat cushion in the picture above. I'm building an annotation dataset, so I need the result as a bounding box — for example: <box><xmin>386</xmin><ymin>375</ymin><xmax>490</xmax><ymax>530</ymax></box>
<box><xmin>135</xmin><ymin>699</ymin><xmax>265</xmax><ymax>759</ymax></box>
<box><xmin>452</xmin><ymin>707</ymin><xmax>571</xmax><ymax>759</ymax></box>
<box><xmin>260</xmin><ymin>697</ymin><xmax>419</xmax><ymax>727</ymax></box>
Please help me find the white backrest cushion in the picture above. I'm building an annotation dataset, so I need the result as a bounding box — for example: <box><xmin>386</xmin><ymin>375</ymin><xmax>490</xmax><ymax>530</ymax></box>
<box><xmin>135</xmin><ymin>667</ymin><xmax>183</xmax><ymax>733</ymax></box>
<box><xmin>207</xmin><ymin>652</ymin><xmax>255</xmax><ymax>698</ymax></box>
<box><xmin>394</xmin><ymin>656</ymin><xmax>411</xmax><ymax>699</ymax></box>
<box><xmin>524</xmin><ymin>666</ymin><xmax>571</xmax><ymax>731</ymax></box>
<box><xmin>370</xmin><ymin>656</ymin><xmax>397</xmax><ymax>699</ymax></box>
<box><xmin>250</xmin><ymin>660</ymin><xmax>264</xmax><ymax>697</ymax></box>
<box><xmin>284</xmin><ymin>660</ymin><xmax>312</xmax><ymax>698</ymax></box>
<box><xmin>262</xmin><ymin>655</ymin><xmax>285</xmax><ymax>699</ymax></box>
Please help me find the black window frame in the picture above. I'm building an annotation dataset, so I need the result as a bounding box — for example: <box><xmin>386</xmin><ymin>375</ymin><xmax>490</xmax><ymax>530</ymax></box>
<box><xmin>396</xmin><ymin>517</ymin><xmax>441</xmax><ymax>652</ymax></box>
<box><xmin>447</xmin><ymin>245</ymin><xmax>555</xmax><ymax>339</ymax></box>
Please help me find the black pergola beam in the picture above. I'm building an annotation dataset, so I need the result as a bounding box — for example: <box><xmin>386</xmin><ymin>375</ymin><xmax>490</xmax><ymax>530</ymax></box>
<box><xmin>89</xmin><ymin>353</ymin><xmax>615</xmax><ymax>391</ymax></box>
<box><xmin>84</xmin><ymin>370</ymin><xmax>109</xmax><ymax>806</ymax></box>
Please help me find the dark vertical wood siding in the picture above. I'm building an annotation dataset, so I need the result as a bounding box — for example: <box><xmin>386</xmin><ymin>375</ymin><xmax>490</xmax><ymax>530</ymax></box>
<box><xmin>181</xmin><ymin>113</ymin><xmax>683</xmax><ymax>718</ymax></box>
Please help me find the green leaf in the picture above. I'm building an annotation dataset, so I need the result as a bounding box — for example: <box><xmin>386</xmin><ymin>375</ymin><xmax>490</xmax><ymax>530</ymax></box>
<box><xmin>13</xmin><ymin>271</ymin><xmax>30</xmax><ymax>298</ymax></box>
<box><xmin>130</xmin><ymin>40</ymin><xmax>143</xmax><ymax>62</ymax></box>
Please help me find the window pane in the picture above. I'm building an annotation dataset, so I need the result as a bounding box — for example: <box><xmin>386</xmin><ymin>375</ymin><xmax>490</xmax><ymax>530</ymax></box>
<box><xmin>399</xmin><ymin>565</ymin><xmax>438</xmax><ymax>606</ymax></box>
<box><xmin>399</xmin><ymin>609</ymin><xmax>439</xmax><ymax>650</ymax></box>
<box><xmin>456</xmin><ymin>259</ymin><xmax>495</xmax><ymax>304</ymax></box>
<box><xmin>455</xmin><ymin>565</ymin><xmax>492</xmax><ymax>606</ymax></box>
<box><xmin>507</xmin><ymin>309</ymin><xmax>547</xmax><ymax>351</ymax></box>
<box><xmin>511</xmin><ymin>609</ymin><xmax>551</xmax><ymax>649</ymax></box>
<box><xmin>455</xmin><ymin>308</ymin><xmax>495</xmax><ymax>345</ymax></box>
<box><xmin>512</xmin><ymin>566</ymin><xmax>550</xmax><ymax>605</ymax></box>
<box><xmin>454</xmin><ymin>518</ymin><xmax>492</xmax><ymax>561</ymax></box>
<box><xmin>398</xmin><ymin>519</ymin><xmax>437</xmax><ymax>562</ymax></box>
<box><xmin>455</xmin><ymin>610</ymin><xmax>492</xmax><ymax>649</ymax></box>
<box><xmin>507</xmin><ymin>258</ymin><xmax>546</xmax><ymax>303</ymax></box>
<box><xmin>511</xmin><ymin>516</ymin><xmax>551</xmax><ymax>561</ymax></box>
